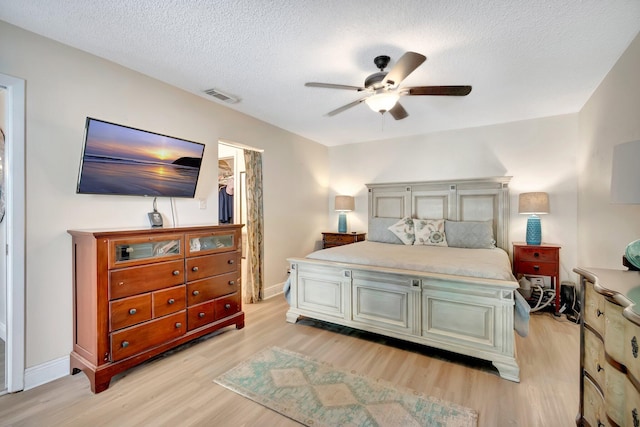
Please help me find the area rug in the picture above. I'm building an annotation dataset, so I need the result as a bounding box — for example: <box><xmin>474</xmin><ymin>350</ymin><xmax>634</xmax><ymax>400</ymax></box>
<box><xmin>214</xmin><ymin>347</ymin><xmax>478</xmax><ymax>427</ymax></box>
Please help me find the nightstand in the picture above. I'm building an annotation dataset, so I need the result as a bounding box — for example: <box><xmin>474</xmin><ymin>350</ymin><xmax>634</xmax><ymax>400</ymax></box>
<box><xmin>512</xmin><ymin>242</ymin><xmax>561</xmax><ymax>315</ymax></box>
<box><xmin>322</xmin><ymin>232</ymin><xmax>366</xmax><ymax>249</ymax></box>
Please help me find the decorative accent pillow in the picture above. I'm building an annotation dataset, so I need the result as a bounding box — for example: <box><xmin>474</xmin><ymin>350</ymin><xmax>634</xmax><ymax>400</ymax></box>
<box><xmin>368</xmin><ymin>217</ymin><xmax>405</xmax><ymax>244</ymax></box>
<box><xmin>387</xmin><ymin>217</ymin><xmax>415</xmax><ymax>245</ymax></box>
<box><xmin>413</xmin><ymin>219</ymin><xmax>448</xmax><ymax>246</ymax></box>
<box><xmin>444</xmin><ymin>220</ymin><xmax>496</xmax><ymax>249</ymax></box>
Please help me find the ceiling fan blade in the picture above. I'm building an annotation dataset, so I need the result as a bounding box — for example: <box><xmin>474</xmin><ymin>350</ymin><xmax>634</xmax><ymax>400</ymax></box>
<box><xmin>326</xmin><ymin>97</ymin><xmax>368</xmax><ymax>116</ymax></box>
<box><xmin>383</xmin><ymin>52</ymin><xmax>427</xmax><ymax>88</ymax></box>
<box><xmin>305</xmin><ymin>82</ymin><xmax>364</xmax><ymax>91</ymax></box>
<box><xmin>407</xmin><ymin>86</ymin><xmax>472</xmax><ymax>96</ymax></box>
<box><xmin>389</xmin><ymin>102</ymin><xmax>408</xmax><ymax>120</ymax></box>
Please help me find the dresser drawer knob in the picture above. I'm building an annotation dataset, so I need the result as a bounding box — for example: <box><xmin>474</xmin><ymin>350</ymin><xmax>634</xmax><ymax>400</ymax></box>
<box><xmin>192</xmin><ymin>290</ymin><xmax>200</xmax><ymax>296</ymax></box>
<box><xmin>121</xmin><ymin>341</ymin><xmax>129</xmax><ymax>348</ymax></box>
<box><xmin>118</xmin><ymin>281</ymin><xmax>125</xmax><ymax>286</ymax></box>
<box><xmin>597</xmin><ymin>363</ymin><xmax>603</xmax><ymax>372</ymax></box>
<box><xmin>596</xmin><ymin>309</ymin><xmax>603</xmax><ymax>317</ymax></box>
<box><xmin>533</xmin><ymin>265</ymin><xmax>540</xmax><ymax>271</ymax></box>
<box><xmin>128</xmin><ymin>308</ymin><xmax>137</xmax><ymax>315</ymax></box>
<box><xmin>191</xmin><ymin>266</ymin><xmax>199</xmax><ymax>272</ymax></box>
<box><xmin>533</xmin><ymin>252</ymin><xmax>540</xmax><ymax>258</ymax></box>
<box><xmin>172</xmin><ymin>270</ymin><xmax>180</xmax><ymax>276</ymax></box>
<box><xmin>168</xmin><ymin>298</ymin><xmax>175</xmax><ymax>305</ymax></box>
<box><xmin>198</xmin><ymin>312</ymin><xmax>205</xmax><ymax>318</ymax></box>
<box><xmin>225</xmin><ymin>303</ymin><xmax>231</xmax><ymax>310</ymax></box>
<box><xmin>597</xmin><ymin>421</ymin><xmax>605</xmax><ymax>427</ymax></box>
<box><xmin>229</xmin><ymin>280</ymin><xmax>235</xmax><ymax>286</ymax></box>
<box><xmin>175</xmin><ymin>322</ymin><xmax>182</xmax><ymax>328</ymax></box>
<box><xmin>632</xmin><ymin>408</ymin><xmax>638</xmax><ymax>425</ymax></box>
<box><xmin>632</xmin><ymin>336</ymin><xmax>638</xmax><ymax>358</ymax></box>
<box><xmin>228</xmin><ymin>259</ymin><xmax>235</xmax><ymax>265</ymax></box>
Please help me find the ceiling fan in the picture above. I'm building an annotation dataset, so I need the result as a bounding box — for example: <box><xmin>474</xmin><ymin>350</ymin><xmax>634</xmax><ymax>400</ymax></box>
<box><xmin>305</xmin><ymin>51</ymin><xmax>472</xmax><ymax>120</ymax></box>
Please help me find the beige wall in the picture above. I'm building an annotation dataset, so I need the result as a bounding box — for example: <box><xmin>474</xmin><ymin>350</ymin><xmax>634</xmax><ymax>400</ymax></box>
<box><xmin>0</xmin><ymin>87</ymin><xmax>6</xmax><ymax>338</ymax></box>
<box><xmin>328</xmin><ymin>114</ymin><xmax>580</xmax><ymax>283</ymax></box>
<box><xmin>578</xmin><ymin>31</ymin><xmax>640</xmax><ymax>268</ymax></box>
<box><xmin>0</xmin><ymin>21</ymin><xmax>329</xmax><ymax>368</ymax></box>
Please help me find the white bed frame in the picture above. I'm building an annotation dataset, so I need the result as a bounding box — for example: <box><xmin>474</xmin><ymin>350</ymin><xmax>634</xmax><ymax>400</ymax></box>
<box><xmin>286</xmin><ymin>177</ymin><xmax>520</xmax><ymax>382</ymax></box>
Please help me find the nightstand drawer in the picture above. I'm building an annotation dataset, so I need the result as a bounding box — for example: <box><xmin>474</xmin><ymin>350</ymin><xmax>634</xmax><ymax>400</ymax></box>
<box><xmin>325</xmin><ymin>234</ymin><xmax>359</xmax><ymax>244</ymax></box>
<box><xmin>515</xmin><ymin>261</ymin><xmax>558</xmax><ymax>276</ymax></box>
<box><xmin>322</xmin><ymin>232</ymin><xmax>366</xmax><ymax>249</ymax></box>
<box><xmin>515</xmin><ymin>247</ymin><xmax>558</xmax><ymax>263</ymax></box>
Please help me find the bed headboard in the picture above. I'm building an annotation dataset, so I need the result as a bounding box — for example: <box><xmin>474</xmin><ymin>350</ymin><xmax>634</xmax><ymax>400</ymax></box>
<box><xmin>366</xmin><ymin>177</ymin><xmax>511</xmax><ymax>251</ymax></box>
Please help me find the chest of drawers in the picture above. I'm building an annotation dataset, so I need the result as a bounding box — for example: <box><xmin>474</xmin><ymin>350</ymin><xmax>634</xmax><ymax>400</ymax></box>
<box><xmin>69</xmin><ymin>224</ymin><xmax>243</xmax><ymax>393</ymax></box>
<box><xmin>574</xmin><ymin>267</ymin><xmax>640</xmax><ymax>426</ymax></box>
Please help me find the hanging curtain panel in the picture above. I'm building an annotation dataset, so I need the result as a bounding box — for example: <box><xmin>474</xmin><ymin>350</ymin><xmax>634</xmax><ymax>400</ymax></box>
<box><xmin>243</xmin><ymin>149</ymin><xmax>264</xmax><ymax>303</ymax></box>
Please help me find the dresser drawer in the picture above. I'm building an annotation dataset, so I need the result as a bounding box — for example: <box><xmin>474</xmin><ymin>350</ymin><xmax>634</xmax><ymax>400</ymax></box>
<box><xmin>605</xmin><ymin>361</ymin><xmax>626</xmax><ymax>426</ymax></box>
<box><xmin>187</xmin><ymin>272</ymin><xmax>238</xmax><ymax>305</ymax></box>
<box><xmin>110</xmin><ymin>311</ymin><xmax>186</xmax><ymax>362</ymax></box>
<box><xmin>515</xmin><ymin>246</ymin><xmax>558</xmax><ymax>263</ymax></box>
<box><xmin>215</xmin><ymin>292</ymin><xmax>241</xmax><ymax>320</ymax></box>
<box><xmin>604</xmin><ymin>299</ymin><xmax>625</xmax><ymax>363</ymax></box>
<box><xmin>583</xmin><ymin>375</ymin><xmax>608</xmax><ymax>427</ymax></box>
<box><xmin>514</xmin><ymin>261</ymin><xmax>557</xmax><ymax>277</ymax></box>
<box><xmin>187</xmin><ymin>301</ymin><xmax>216</xmax><ymax>331</ymax></box>
<box><xmin>584</xmin><ymin>326</ymin><xmax>606</xmax><ymax>387</ymax></box>
<box><xmin>625</xmin><ymin>316</ymin><xmax>640</xmax><ymax>383</ymax></box>
<box><xmin>152</xmin><ymin>285</ymin><xmax>186</xmax><ymax>318</ymax></box>
<box><xmin>110</xmin><ymin>260</ymin><xmax>184</xmax><ymax>300</ymax></box>
<box><xmin>110</xmin><ymin>294</ymin><xmax>152</xmax><ymax>331</ymax></box>
<box><xmin>585</xmin><ymin>282</ymin><xmax>606</xmax><ymax>335</ymax></box>
<box><xmin>625</xmin><ymin>375</ymin><xmax>640</xmax><ymax>427</ymax></box>
<box><xmin>186</xmin><ymin>253</ymin><xmax>238</xmax><ymax>281</ymax></box>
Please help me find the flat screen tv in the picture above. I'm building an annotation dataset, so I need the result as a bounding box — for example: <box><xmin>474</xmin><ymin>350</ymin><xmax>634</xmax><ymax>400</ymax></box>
<box><xmin>77</xmin><ymin>117</ymin><xmax>205</xmax><ymax>198</ymax></box>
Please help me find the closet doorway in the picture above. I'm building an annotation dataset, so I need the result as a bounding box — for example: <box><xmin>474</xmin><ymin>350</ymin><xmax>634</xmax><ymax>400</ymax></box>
<box><xmin>218</xmin><ymin>143</ymin><xmax>248</xmax><ymax>301</ymax></box>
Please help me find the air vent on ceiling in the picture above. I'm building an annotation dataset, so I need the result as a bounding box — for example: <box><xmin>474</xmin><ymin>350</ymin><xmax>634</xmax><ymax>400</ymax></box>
<box><xmin>203</xmin><ymin>88</ymin><xmax>239</xmax><ymax>104</ymax></box>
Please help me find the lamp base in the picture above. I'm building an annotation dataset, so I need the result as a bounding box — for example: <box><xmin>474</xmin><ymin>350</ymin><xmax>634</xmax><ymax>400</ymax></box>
<box><xmin>525</xmin><ymin>216</ymin><xmax>541</xmax><ymax>245</ymax></box>
<box><xmin>338</xmin><ymin>213</ymin><xmax>347</xmax><ymax>233</ymax></box>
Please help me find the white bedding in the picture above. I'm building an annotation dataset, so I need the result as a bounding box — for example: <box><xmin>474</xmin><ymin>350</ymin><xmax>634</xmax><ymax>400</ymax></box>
<box><xmin>306</xmin><ymin>241</ymin><xmax>516</xmax><ymax>282</ymax></box>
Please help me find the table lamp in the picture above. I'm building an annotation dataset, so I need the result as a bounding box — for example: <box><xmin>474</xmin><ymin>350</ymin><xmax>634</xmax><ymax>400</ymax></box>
<box><xmin>335</xmin><ymin>195</ymin><xmax>354</xmax><ymax>233</ymax></box>
<box><xmin>518</xmin><ymin>192</ymin><xmax>549</xmax><ymax>245</ymax></box>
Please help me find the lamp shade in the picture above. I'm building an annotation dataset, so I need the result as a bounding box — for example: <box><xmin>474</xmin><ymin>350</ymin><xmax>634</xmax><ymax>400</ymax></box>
<box><xmin>335</xmin><ymin>195</ymin><xmax>355</xmax><ymax>211</ymax></box>
<box><xmin>518</xmin><ymin>192</ymin><xmax>550</xmax><ymax>214</ymax></box>
<box><xmin>611</xmin><ymin>140</ymin><xmax>640</xmax><ymax>204</ymax></box>
<box><xmin>365</xmin><ymin>92</ymin><xmax>399</xmax><ymax>113</ymax></box>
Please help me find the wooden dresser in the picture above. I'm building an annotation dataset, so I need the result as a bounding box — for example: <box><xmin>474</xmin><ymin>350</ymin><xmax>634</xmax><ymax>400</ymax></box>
<box><xmin>68</xmin><ymin>224</ymin><xmax>244</xmax><ymax>393</ymax></box>
<box><xmin>321</xmin><ymin>232</ymin><xmax>366</xmax><ymax>249</ymax></box>
<box><xmin>574</xmin><ymin>267</ymin><xmax>640</xmax><ymax>426</ymax></box>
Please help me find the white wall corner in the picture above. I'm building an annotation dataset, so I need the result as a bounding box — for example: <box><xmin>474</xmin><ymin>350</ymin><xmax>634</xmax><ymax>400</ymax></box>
<box><xmin>24</xmin><ymin>355</ymin><xmax>70</xmax><ymax>391</ymax></box>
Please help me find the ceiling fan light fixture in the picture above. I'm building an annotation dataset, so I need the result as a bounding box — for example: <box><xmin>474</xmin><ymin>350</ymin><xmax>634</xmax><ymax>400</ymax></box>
<box><xmin>365</xmin><ymin>92</ymin><xmax>399</xmax><ymax>113</ymax></box>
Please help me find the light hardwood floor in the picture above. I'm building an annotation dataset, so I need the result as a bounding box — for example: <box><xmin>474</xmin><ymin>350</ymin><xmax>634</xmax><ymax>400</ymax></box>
<box><xmin>0</xmin><ymin>296</ymin><xmax>579</xmax><ymax>426</ymax></box>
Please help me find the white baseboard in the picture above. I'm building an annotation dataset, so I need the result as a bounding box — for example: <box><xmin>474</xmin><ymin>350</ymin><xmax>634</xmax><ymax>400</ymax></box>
<box><xmin>24</xmin><ymin>355</ymin><xmax>69</xmax><ymax>391</ymax></box>
<box><xmin>263</xmin><ymin>281</ymin><xmax>285</xmax><ymax>300</ymax></box>
<box><xmin>0</xmin><ymin>321</ymin><xmax>6</xmax><ymax>342</ymax></box>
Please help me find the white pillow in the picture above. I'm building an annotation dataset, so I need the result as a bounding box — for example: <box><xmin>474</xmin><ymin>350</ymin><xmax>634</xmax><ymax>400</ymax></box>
<box><xmin>413</xmin><ymin>219</ymin><xmax>448</xmax><ymax>246</ymax></box>
<box><xmin>387</xmin><ymin>217</ymin><xmax>415</xmax><ymax>245</ymax></box>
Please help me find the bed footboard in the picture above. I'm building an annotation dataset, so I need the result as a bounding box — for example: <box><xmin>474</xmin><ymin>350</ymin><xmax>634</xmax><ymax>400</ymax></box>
<box><xmin>286</xmin><ymin>258</ymin><xmax>520</xmax><ymax>382</ymax></box>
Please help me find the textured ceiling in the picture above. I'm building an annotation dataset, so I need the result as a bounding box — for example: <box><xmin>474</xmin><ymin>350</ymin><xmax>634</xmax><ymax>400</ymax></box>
<box><xmin>2</xmin><ymin>1</ymin><xmax>640</xmax><ymax>146</ymax></box>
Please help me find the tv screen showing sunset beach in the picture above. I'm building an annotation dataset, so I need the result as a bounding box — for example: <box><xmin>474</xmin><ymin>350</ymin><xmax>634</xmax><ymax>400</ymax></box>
<box><xmin>77</xmin><ymin>118</ymin><xmax>205</xmax><ymax>197</ymax></box>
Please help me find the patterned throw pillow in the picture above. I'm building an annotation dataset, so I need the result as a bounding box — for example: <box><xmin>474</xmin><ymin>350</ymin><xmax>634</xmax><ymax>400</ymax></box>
<box><xmin>413</xmin><ymin>219</ymin><xmax>448</xmax><ymax>246</ymax></box>
<box><xmin>387</xmin><ymin>217</ymin><xmax>415</xmax><ymax>245</ymax></box>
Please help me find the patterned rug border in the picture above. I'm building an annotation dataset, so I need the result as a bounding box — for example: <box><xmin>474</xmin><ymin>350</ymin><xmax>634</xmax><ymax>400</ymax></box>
<box><xmin>214</xmin><ymin>346</ymin><xmax>478</xmax><ymax>427</ymax></box>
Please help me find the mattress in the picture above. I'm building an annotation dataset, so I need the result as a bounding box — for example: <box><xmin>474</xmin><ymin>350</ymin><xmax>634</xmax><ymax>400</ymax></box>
<box><xmin>306</xmin><ymin>240</ymin><xmax>516</xmax><ymax>282</ymax></box>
